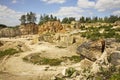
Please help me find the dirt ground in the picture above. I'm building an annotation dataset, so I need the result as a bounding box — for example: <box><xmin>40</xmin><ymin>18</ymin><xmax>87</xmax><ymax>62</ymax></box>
<box><xmin>0</xmin><ymin>36</ymin><xmax>79</xmax><ymax>80</ymax></box>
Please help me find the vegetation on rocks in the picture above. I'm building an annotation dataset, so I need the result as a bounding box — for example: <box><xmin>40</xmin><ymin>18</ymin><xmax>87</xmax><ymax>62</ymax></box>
<box><xmin>0</xmin><ymin>48</ymin><xmax>19</xmax><ymax>58</ymax></box>
<box><xmin>81</xmin><ymin>25</ymin><xmax>120</xmax><ymax>41</ymax></box>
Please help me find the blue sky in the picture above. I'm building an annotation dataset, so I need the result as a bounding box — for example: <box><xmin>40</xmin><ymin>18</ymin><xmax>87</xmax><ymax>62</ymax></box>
<box><xmin>0</xmin><ymin>0</ymin><xmax>120</xmax><ymax>26</ymax></box>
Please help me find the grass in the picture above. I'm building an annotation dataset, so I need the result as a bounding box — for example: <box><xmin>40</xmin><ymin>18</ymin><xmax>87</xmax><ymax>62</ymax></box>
<box><xmin>23</xmin><ymin>54</ymin><xmax>62</xmax><ymax>66</ymax></box>
<box><xmin>0</xmin><ymin>48</ymin><xmax>19</xmax><ymax>58</ymax></box>
<box><xmin>65</xmin><ymin>67</ymin><xmax>76</xmax><ymax>77</ymax></box>
<box><xmin>62</xmin><ymin>55</ymin><xmax>81</xmax><ymax>63</ymax></box>
<box><xmin>23</xmin><ymin>54</ymin><xmax>81</xmax><ymax>66</ymax></box>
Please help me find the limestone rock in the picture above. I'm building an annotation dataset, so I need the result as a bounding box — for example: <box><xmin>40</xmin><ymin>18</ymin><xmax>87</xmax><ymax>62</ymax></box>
<box><xmin>76</xmin><ymin>41</ymin><xmax>102</xmax><ymax>61</ymax></box>
<box><xmin>0</xmin><ymin>28</ymin><xmax>20</xmax><ymax>37</ymax></box>
<box><xmin>38</xmin><ymin>21</ymin><xmax>63</xmax><ymax>34</ymax></box>
<box><xmin>19</xmin><ymin>23</ymin><xmax>38</xmax><ymax>35</ymax></box>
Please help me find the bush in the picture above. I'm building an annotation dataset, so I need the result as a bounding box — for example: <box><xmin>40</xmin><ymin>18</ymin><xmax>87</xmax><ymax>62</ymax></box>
<box><xmin>0</xmin><ymin>48</ymin><xmax>18</xmax><ymax>58</ymax></box>
<box><xmin>65</xmin><ymin>67</ymin><xmax>76</xmax><ymax>77</ymax></box>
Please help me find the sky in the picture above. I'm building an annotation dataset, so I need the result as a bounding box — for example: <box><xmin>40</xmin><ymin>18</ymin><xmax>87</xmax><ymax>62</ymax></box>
<box><xmin>0</xmin><ymin>0</ymin><xmax>120</xmax><ymax>26</ymax></box>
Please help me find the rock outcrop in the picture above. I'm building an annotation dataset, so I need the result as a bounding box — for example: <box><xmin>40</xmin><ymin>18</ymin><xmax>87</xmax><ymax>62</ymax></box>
<box><xmin>0</xmin><ymin>28</ymin><xmax>21</xmax><ymax>37</ymax></box>
<box><xmin>38</xmin><ymin>21</ymin><xmax>63</xmax><ymax>34</ymax></box>
<box><xmin>52</xmin><ymin>49</ymin><xmax>120</xmax><ymax>80</ymax></box>
<box><xmin>19</xmin><ymin>23</ymin><xmax>38</xmax><ymax>35</ymax></box>
<box><xmin>76</xmin><ymin>39</ymin><xmax>120</xmax><ymax>61</ymax></box>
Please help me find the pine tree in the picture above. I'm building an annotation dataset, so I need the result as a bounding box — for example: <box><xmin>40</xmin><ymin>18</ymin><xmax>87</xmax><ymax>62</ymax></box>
<box><xmin>19</xmin><ymin>15</ymin><xmax>26</xmax><ymax>24</ymax></box>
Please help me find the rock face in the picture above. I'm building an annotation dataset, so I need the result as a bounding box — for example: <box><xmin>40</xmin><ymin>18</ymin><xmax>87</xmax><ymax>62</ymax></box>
<box><xmin>0</xmin><ymin>28</ymin><xmax>21</xmax><ymax>37</ymax></box>
<box><xmin>19</xmin><ymin>23</ymin><xmax>38</xmax><ymax>35</ymax></box>
<box><xmin>38</xmin><ymin>21</ymin><xmax>63</xmax><ymax>34</ymax></box>
<box><xmin>0</xmin><ymin>23</ymin><xmax>38</xmax><ymax>37</ymax></box>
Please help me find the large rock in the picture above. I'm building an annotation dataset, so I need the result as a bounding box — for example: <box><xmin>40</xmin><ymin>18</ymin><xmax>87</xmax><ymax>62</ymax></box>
<box><xmin>76</xmin><ymin>38</ymin><xmax>120</xmax><ymax>61</ymax></box>
<box><xmin>76</xmin><ymin>41</ymin><xmax>102</xmax><ymax>61</ymax></box>
<box><xmin>110</xmin><ymin>51</ymin><xmax>120</xmax><ymax>66</ymax></box>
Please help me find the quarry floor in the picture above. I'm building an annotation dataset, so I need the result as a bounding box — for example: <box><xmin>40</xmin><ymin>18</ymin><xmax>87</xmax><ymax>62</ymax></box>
<box><xmin>0</xmin><ymin>36</ymin><xmax>80</xmax><ymax>80</ymax></box>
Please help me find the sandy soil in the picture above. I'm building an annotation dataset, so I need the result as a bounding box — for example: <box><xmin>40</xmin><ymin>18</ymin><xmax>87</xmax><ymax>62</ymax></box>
<box><xmin>0</xmin><ymin>36</ymin><xmax>79</xmax><ymax>80</ymax></box>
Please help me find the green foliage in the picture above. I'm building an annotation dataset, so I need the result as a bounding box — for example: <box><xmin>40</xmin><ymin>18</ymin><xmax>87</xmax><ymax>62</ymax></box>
<box><xmin>62</xmin><ymin>17</ymin><xmax>75</xmax><ymax>24</ymax></box>
<box><xmin>0</xmin><ymin>48</ymin><xmax>18</xmax><ymax>58</ymax></box>
<box><xmin>62</xmin><ymin>55</ymin><xmax>81</xmax><ymax>63</ymax></box>
<box><xmin>19</xmin><ymin>12</ymin><xmax>36</xmax><ymax>24</ymax></box>
<box><xmin>81</xmin><ymin>25</ymin><xmax>120</xmax><ymax>41</ymax></box>
<box><xmin>95</xmin><ymin>65</ymin><xmax>120</xmax><ymax>80</ymax></box>
<box><xmin>19</xmin><ymin>15</ymin><xmax>26</xmax><ymax>24</ymax></box>
<box><xmin>39</xmin><ymin>14</ymin><xmax>58</xmax><ymax>25</ymax></box>
<box><xmin>23</xmin><ymin>55</ymin><xmax>81</xmax><ymax>66</ymax></box>
<box><xmin>23</xmin><ymin>54</ymin><xmax>62</xmax><ymax>66</ymax></box>
<box><xmin>110</xmin><ymin>73</ymin><xmax>120</xmax><ymax>80</ymax></box>
<box><xmin>0</xmin><ymin>24</ymin><xmax>7</xmax><ymax>28</ymax></box>
<box><xmin>79</xmin><ymin>15</ymin><xmax>120</xmax><ymax>23</ymax></box>
<box><xmin>65</xmin><ymin>67</ymin><xmax>76</xmax><ymax>77</ymax></box>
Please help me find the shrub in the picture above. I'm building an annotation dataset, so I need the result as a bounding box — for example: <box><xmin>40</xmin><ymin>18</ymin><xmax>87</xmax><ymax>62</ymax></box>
<box><xmin>65</xmin><ymin>67</ymin><xmax>76</xmax><ymax>77</ymax></box>
<box><xmin>0</xmin><ymin>48</ymin><xmax>18</xmax><ymax>58</ymax></box>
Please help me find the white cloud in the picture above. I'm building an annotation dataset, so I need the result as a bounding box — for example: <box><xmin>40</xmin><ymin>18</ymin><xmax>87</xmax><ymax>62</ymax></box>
<box><xmin>95</xmin><ymin>0</ymin><xmax>120</xmax><ymax>12</ymax></box>
<box><xmin>113</xmin><ymin>10</ymin><xmax>120</xmax><ymax>16</ymax></box>
<box><xmin>77</xmin><ymin>0</ymin><xmax>95</xmax><ymax>8</ymax></box>
<box><xmin>12</xmin><ymin>0</ymin><xmax>17</xmax><ymax>4</ymax></box>
<box><xmin>52</xmin><ymin>6</ymin><xmax>83</xmax><ymax>18</ymax></box>
<box><xmin>0</xmin><ymin>5</ymin><xmax>23</xmax><ymax>26</ymax></box>
<box><xmin>41</xmin><ymin>0</ymin><xmax>66</xmax><ymax>4</ymax></box>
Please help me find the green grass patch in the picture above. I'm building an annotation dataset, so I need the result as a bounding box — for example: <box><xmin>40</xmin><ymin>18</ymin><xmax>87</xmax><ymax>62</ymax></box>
<box><xmin>0</xmin><ymin>48</ymin><xmax>19</xmax><ymax>58</ymax></box>
<box><xmin>62</xmin><ymin>55</ymin><xmax>81</xmax><ymax>63</ymax></box>
<box><xmin>23</xmin><ymin>54</ymin><xmax>81</xmax><ymax>66</ymax></box>
<box><xmin>23</xmin><ymin>54</ymin><xmax>62</xmax><ymax>66</ymax></box>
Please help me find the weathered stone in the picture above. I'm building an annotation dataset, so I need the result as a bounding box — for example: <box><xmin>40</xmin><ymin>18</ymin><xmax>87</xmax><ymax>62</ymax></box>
<box><xmin>110</xmin><ymin>51</ymin><xmax>120</xmax><ymax>66</ymax></box>
<box><xmin>0</xmin><ymin>28</ymin><xmax>21</xmax><ymax>37</ymax></box>
<box><xmin>19</xmin><ymin>23</ymin><xmax>38</xmax><ymax>35</ymax></box>
<box><xmin>76</xmin><ymin>41</ymin><xmax>102</xmax><ymax>61</ymax></box>
<box><xmin>38</xmin><ymin>21</ymin><xmax>63</xmax><ymax>34</ymax></box>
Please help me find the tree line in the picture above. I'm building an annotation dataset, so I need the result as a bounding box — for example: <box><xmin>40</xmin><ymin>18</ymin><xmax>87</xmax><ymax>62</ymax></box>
<box><xmin>19</xmin><ymin>12</ymin><xmax>36</xmax><ymax>24</ymax></box>
<box><xmin>39</xmin><ymin>14</ymin><xmax>60</xmax><ymax>25</ymax></box>
<box><xmin>19</xmin><ymin>12</ymin><xmax>120</xmax><ymax>25</ymax></box>
<box><xmin>79</xmin><ymin>15</ymin><xmax>120</xmax><ymax>23</ymax></box>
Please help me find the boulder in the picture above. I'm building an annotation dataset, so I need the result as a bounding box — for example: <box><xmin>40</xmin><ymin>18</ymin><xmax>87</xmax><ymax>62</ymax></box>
<box><xmin>76</xmin><ymin>41</ymin><xmax>102</xmax><ymax>61</ymax></box>
<box><xmin>110</xmin><ymin>51</ymin><xmax>120</xmax><ymax>66</ymax></box>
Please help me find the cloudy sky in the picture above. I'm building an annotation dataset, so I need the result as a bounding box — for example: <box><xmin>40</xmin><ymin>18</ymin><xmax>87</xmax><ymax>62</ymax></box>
<box><xmin>0</xmin><ymin>0</ymin><xmax>120</xmax><ymax>26</ymax></box>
